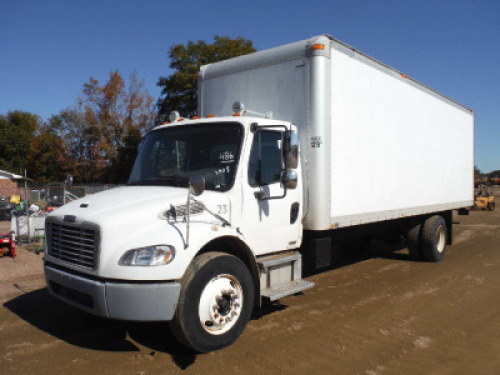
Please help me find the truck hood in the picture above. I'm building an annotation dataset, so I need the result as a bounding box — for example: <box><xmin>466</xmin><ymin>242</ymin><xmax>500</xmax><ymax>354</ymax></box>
<box><xmin>45</xmin><ymin>185</ymin><xmax>235</xmax><ymax>280</ymax></box>
<box><xmin>49</xmin><ymin>186</ymin><xmax>229</xmax><ymax>227</ymax></box>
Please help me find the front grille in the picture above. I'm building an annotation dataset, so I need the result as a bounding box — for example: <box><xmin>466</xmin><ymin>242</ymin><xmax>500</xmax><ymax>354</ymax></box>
<box><xmin>46</xmin><ymin>221</ymin><xmax>99</xmax><ymax>269</ymax></box>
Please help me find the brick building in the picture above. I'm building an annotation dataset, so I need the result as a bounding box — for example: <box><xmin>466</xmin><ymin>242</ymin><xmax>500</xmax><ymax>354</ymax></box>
<box><xmin>0</xmin><ymin>170</ymin><xmax>23</xmax><ymax>198</ymax></box>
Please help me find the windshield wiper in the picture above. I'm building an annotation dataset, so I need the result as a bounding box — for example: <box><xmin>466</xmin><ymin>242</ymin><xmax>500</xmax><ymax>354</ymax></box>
<box><xmin>165</xmin><ymin>175</ymin><xmax>189</xmax><ymax>182</ymax></box>
<box><xmin>127</xmin><ymin>175</ymin><xmax>190</xmax><ymax>187</ymax></box>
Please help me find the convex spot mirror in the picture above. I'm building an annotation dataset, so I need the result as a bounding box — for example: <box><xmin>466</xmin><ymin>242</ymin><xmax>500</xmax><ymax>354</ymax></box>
<box><xmin>280</xmin><ymin>169</ymin><xmax>298</xmax><ymax>190</ymax></box>
<box><xmin>189</xmin><ymin>174</ymin><xmax>205</xmax><ymax>196</ymax></box>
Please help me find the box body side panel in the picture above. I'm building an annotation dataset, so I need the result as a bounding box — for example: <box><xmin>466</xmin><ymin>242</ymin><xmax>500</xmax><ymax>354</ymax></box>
<box><xmin>329</xmin><ymin>47</ymin><xmax>474</xmax><ymax>227</ymax></box>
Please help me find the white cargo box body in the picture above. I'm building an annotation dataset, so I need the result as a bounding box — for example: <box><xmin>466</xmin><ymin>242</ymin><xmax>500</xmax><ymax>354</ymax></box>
<box><xmin>199</xmin><ymin>35</ymin><xmax>474</xmax><ymax>231</ymax></box>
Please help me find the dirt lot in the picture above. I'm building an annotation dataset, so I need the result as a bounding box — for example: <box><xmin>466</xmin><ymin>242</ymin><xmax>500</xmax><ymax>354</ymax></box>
<box><xmin>1</xmin><ymin>206</ymin><xmax>499</xmax><ymax>375</ymax></box>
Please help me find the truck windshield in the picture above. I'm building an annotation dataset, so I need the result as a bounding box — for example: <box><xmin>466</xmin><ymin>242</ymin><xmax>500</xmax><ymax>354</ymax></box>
<box><xmin>128</xmin><ymin>123</ymin><xmax>243</xmax><ymax>192</ymax></box>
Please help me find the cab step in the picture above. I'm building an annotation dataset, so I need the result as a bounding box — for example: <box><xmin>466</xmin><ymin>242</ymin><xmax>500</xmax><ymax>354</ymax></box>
<box><xmin>261</xmin><ymin>279</ymin><xmax>315</xmax><ymax>301</ymax></box>
<box><xmin>257</xmin><ymin>251</ymin><xmax>314</xmax><ymax>301</ymax></box>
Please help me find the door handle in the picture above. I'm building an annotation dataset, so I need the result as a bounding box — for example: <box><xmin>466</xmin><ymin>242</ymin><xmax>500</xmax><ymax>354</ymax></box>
<box><xmin>290</xmin><ymin>202</ymin><xmax>300</xmax><ymax>224</ymax></box>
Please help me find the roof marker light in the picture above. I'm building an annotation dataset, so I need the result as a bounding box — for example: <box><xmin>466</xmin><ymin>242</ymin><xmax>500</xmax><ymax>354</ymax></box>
<box><xmin>169</xmin><ymin>111</ymin><xmax>181</xmax><ymax>122</ymax></box>
<box><xmin>206</xmin><ymin>114</ymin><xmax>215</xmax><ymax>118</ymax></box>
<box><xmin>312</xmin><ymin>44</ymin><xmax>325</xmax><ymax>50</ymax></box>
<box><xmin>401</xmin><ymin>74</ymin><xmax>407</xmax><ymax>79</ymax></box>
<box><xmin>191</xmin><ymin>116</ymin><xmax>199</xmax><ymax>119</ymax></box>
<box><xmin>232</xmin><ymin>101</ymin><xmax>245</xmax><ymax>114</ymax></box>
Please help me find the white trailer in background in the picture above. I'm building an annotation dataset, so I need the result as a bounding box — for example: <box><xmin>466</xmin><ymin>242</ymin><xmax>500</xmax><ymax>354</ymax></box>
<box><xmin>44</xmin><ymin>35</ymin><xmax>474</xmax><ymax>352</ymax></box>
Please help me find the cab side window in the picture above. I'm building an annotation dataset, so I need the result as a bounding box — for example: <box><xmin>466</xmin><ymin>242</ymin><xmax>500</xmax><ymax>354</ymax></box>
<box><xmin>248</xmin><ymin>131</ymin><xmax>282</xmax><ymax>187</ymax></box>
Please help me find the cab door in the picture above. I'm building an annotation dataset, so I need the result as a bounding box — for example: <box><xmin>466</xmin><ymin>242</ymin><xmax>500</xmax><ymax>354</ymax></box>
<box><xmin>241</xmin><ymin>128</ymin><xmax>302</xmax><ymax>255</ymax></box>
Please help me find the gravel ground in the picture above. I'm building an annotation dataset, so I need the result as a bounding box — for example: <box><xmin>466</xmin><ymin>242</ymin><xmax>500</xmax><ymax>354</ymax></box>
<box><xmin>0</xmin><ymin>204</ymin><xmax>499</xmax><ymax>374</ymax></box>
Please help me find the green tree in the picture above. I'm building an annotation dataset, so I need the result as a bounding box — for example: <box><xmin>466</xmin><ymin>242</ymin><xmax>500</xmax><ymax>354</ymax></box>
<box><xmin>27</xmin><ymin>126</ymin><xmax>67</xmax><ymax>182</ymax></box>
<box><xmin>0</xmin><ymin>111</ymin><xmax>40</xmax><ymax>174</ymax></box>
<box><xmin>157</xmin><ymin>36</ymin><xmax>255</xmax><ymax>120</ymax></box>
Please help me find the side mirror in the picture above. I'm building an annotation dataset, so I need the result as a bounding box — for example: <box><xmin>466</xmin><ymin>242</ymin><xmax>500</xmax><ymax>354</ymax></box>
<box><xmin>288</xmin><ymin>132</ymin><xmax>299</xmax><ymax>169</ymax></box>
<box><xmin>189</xmin><ymin>174</ymin><xmax>205</xmax><ymax>196</ymax></box>
<box><xmin>282</xmin><ymin>131</ymin><xmax>299</xmax><ymax>169</ymax></box>
<box><xmin>280</xmin><ymin>170</ymin><xmax>298</xmax><ymax>190</ymax></box>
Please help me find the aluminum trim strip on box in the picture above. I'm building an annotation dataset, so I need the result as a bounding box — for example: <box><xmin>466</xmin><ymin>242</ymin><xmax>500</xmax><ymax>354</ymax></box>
<box><xmin>330</xmin><ymin>200</ymin><xmax>473</xmax><ymax>228</ymax></box>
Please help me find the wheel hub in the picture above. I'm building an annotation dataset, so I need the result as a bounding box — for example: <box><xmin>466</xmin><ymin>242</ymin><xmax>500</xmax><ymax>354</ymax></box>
<box><xmin>436</xmin><ymin>225</ymin><xmax>446</xmax><ymax>253</ymax></box>
<box><xmin>217</xmin><ymin>295</ymin><xmax>232</xmax><ymax>316</ymax></box>
<box><xmin>198</xmin><ymin>274</ymin><xmax>243</xmax><ymax>335</ymax></box>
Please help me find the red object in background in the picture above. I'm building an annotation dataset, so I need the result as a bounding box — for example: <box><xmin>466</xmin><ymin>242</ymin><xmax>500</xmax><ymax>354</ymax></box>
<box><xmin>1</xmin><ymin>233</ymin><xmax>15</xmax><ymax>258</ymax></box>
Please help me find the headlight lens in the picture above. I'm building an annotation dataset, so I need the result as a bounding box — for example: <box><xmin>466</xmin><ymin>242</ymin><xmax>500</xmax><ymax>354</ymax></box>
<box><xmin>118</xmin><ymin>245</ymin><xmax>175</xmax><ymax>266</ymax></box>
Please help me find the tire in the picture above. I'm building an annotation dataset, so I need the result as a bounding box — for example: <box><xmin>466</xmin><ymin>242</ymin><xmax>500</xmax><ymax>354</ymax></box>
<box><xmin>407</xmin><ymin>223</ymin><xmax>423</xmax><ymax>261</ymax></box>
<box><xmin>488</xmin><ymin>202</ymin><xmax>495</xmax><ymax>211</ymax></box>
<box><xmin>170</xmin><ymin>252</ymin><xmax>254</xmax><ymax>353</ymax></box>
<box><xmin>421</xmin><ymin>215</ymin><xmax>447</xmax><ymax>262</ymax></box>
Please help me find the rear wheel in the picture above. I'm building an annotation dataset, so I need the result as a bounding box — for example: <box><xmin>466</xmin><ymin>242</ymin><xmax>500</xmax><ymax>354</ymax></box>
<box><xmin>170</xmin><ymin>252</ymin><xmax>254</xmax><ymax>353</ymax></box>
<box><xmin>407</xmin><ymin>223</ymin><xmax>422</xmax><ymax>261</ymax></box>
<box><xmin>488</xmin><ymin>202</ymin><xmax>495</xmax><ymax>211</ymax></box>
<box><xmin>421</xmin><ymin>215</ymin><xmax>447</xmax><ymax>262</ymax></box>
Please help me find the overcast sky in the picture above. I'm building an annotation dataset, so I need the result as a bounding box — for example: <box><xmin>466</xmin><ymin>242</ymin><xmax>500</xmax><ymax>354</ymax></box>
<box><xmin>1</xmin><ymin>0</ymin><xmax>498</xmax><ymax>172</ymax></box>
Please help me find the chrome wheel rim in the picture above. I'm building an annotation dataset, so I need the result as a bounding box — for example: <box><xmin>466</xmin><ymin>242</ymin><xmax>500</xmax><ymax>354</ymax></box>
<box><xmin>198</xmin><ymin>274</ymin><xmax>243</xmax><ymax>335</ymax></box>
<box><xmin>436</xmin><ymin>225</ymin><xmax>446</xmax><ymax>253</ymax></box>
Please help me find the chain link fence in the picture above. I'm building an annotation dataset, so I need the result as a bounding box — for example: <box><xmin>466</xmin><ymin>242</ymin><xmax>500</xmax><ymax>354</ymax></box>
<box><xmin>0</xmin><ymin>182</ymin><xmax>121</xmax><ymax>242</ymax></box>
<box><xmin>25</xmin><ymin>182</ymin><xmax>121</xmax><ymax>210</ymax></box>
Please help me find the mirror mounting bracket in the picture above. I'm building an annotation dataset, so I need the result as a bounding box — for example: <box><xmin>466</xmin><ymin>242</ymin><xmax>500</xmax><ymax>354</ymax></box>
<box><xmin>185</xmin><ymin>175</ymin><xmax>205</xmax><ymax>249</ymax></box>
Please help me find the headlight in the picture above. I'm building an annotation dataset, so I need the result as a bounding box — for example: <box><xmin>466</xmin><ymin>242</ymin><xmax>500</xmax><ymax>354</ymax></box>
<box><xmin>118</xmin><ymin>245</ymin><xmax>175</xmax><ymax>266</ymax></box>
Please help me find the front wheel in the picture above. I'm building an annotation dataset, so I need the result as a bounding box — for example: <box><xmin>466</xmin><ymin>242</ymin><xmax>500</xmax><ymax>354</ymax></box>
<box><xmin>170</xmin><ymin>252</ymin><xmax>254</xmax><ymax>353</ymax></box>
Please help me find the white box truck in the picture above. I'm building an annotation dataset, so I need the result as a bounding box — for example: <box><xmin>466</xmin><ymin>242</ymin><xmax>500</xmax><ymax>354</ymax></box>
<box><xmin>44</xmin><ymin>35</ymin><xmax>474</xmax><ymax>352</ymax></box>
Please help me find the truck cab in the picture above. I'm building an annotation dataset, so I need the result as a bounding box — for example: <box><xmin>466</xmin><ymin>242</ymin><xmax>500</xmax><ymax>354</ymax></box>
<box><xmin>44</xmin><ymin>114</ymin><xmax>310</xmax><ymax>353</ymax></box>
